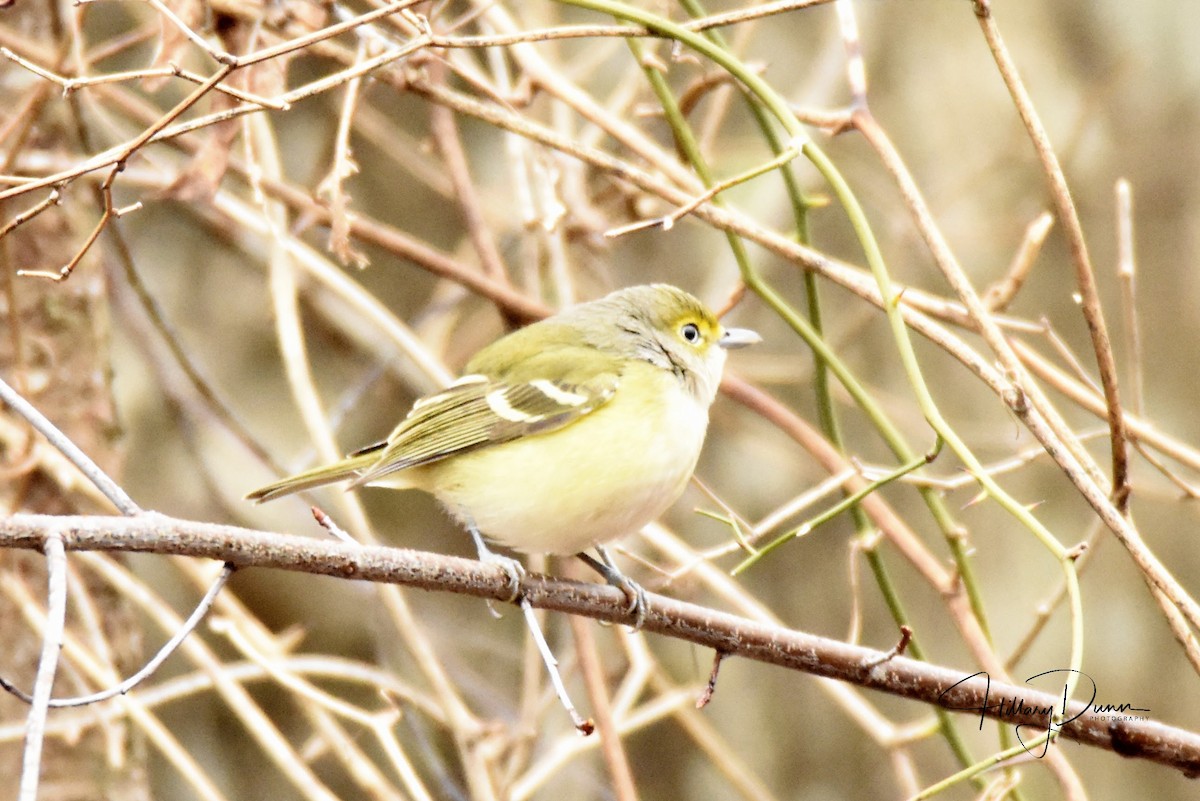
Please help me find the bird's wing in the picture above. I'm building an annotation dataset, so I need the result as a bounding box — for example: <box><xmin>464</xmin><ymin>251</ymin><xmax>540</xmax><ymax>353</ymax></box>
<box><xmin>352</xmin><ymin>365</ymin><xmax>619</xmax><ymax>485</ymax></box>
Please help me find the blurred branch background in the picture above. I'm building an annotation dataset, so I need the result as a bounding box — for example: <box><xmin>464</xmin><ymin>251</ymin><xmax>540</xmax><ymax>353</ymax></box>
<box><xmin>2</xmin><ymin>1</ymin><xmax>1200</xmax><ymax>800</ymax></box>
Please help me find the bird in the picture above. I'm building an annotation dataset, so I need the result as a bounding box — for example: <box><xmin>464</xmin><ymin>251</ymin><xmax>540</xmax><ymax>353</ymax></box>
<box><xmin>247</xmin><ymin>284</ymin><xmax>759</xmax><ymax>621</ymax></box>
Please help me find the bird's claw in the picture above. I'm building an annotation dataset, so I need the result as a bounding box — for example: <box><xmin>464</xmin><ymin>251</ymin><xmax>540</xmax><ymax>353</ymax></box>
<box><xmin>581</xmin><ymin>545</ymin><xmax>649</xmax><ymax>630</ymax></box>
<box><xmin>616</xmin><ymin>575</ymin><xmax>648</xmax><ymax>630</ymax></box>
<box><xmin>468</xmin><ymin>522</ymin><xmax>524</xmax><ymax>603</ymax></box>
<box><xmin>482</xmin><ymin>551</ymin><xmax>525</xmax><ymax>603</ymax></box>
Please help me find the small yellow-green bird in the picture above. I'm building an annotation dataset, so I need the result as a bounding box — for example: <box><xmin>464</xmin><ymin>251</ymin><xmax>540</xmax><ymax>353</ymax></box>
<box><xmin>247</xmin><ymin>284</ymin><xmax>759</xmax><ymax>615</ymax></box>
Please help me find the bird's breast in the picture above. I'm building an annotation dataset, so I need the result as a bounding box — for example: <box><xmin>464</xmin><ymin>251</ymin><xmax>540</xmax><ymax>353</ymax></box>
<box><xmin>425</xmin><ymin>366</ymin><xmax>711</xmax><ymax>555</ymax></box>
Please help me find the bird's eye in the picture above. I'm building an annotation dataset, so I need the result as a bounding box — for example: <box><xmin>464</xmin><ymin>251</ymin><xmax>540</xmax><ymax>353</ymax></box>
<box><xmin>680</xmin><ymin>322</ymin><xmax>701</xmax><ymax>344</ymax></box>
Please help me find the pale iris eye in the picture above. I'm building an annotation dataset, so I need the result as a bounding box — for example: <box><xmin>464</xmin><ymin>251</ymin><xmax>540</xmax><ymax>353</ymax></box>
<box><xmin>680</xmin><ymin>322</ymin><xmax>701</xmax><ymax>344</ymax></box>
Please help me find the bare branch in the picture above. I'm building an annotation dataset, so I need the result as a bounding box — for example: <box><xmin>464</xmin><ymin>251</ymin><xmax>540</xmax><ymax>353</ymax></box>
<box><xmin>1</xmin><ymin>512</ymin><xmax>1199</xmax><ymax>778</ymax></box>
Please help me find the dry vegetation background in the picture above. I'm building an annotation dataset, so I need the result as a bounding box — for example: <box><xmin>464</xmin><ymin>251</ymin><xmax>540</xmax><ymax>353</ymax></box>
<box><xmin>3</xmin><ymin>0</ymin><xmax>1200</xmax><ymax>799</ymax></box>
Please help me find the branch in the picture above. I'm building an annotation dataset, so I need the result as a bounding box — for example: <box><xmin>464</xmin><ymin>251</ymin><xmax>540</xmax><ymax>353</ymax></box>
<box><xmin>2</xmin><ymin>512</ymin><xmax>1199</xmax><ymax>778</ymax></box>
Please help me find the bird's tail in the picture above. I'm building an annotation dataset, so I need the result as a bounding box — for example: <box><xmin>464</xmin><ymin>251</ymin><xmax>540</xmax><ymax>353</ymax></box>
<box><xmin>245</xmin><ymin>448</ymin><xmax>382</xmax><ymax>503</ymax></box>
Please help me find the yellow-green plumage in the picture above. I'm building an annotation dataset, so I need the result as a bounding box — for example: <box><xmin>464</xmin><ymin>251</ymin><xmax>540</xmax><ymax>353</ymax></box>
<box><xmin>246</xmin><ymin>284</ymin><xmax>758</xmax><ymax>555</ymax></box>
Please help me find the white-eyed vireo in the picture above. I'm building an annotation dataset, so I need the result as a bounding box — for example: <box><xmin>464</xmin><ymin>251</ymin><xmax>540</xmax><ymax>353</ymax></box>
<box><xmin>247</xmin><ymin>284</ymin><xmax>758</xmax><ymax>614</ymax></box>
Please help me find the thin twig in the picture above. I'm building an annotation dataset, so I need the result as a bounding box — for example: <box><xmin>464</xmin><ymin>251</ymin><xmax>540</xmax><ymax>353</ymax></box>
<box><xmin>1013</xmin><ymin>339</ymin><xmax>1200</xmax><ymax>473</ymax></box>
<box><xmin>16</xmin><ymin>531</ymin><xmax>66</xmax><ymax>801</ymax></box>
<box><xmin>1130</xmin><ymin>441</ymin><xmax>1200</xmax><ymax>500</ymax></box>
<box><xmin>605</xmin><ymin>144</ymin><xmax>800</xmax><ymax>237</ymax></box>
<box><xmin>719</xmin><ymin>376</ymin><xmax>951</xmax><ymax>591</ymax></box>
<box><xmin>522</xmin><ymin>599</ymin><xmax>593</xmax><ymax>734</ymax></box>
<box><xmin>892</xmin><ymin>429</ymin><xmax>1109</xmax><ymax>492</ymax></box>
<box><xmin>0</xmin><ymin>655</ymin><xmax>442</xmax><ymax>743</ymax></box>
<box><xmin>428</xmin><ymin>60</ymin><xmax>511</xmax><ymax>283</ymax></box>
<box><xmin>17</xmin><ymin>176</ymin><xmax>142</xmax><ymax>281</ymax></box>
<box><xmin>1037</xmin><ymin>317</ymin><xmax>1103</xmax><ymax>395</ymax></box>
<box><xmin>237</xmin><ymin>0</ymin><xmax>424</xmax><ymax>68</ymax></box>
<box><xmin>1115</xmin><ymin>179</ymin><xmax>1143</xmax><ymax>417</ymax></box>
<box><xmin>569</xmin><ymin>615</ymin><xmax>635</xmax><ymax>794</ymax></box>
<box><xmin>971</xmin><ymin>0</ymin><xmax>1130</xmax><ymax>512</ymax></box>
<box><xmin>0</xmin><ymin>566</ymin><xmax>235</xmax><ymax>708</ymax></box>
<box><xmin>865</xmin><ymin>626</ymin><xmax>913</xmax><ymax>669</ymax></box>
<box><xmin>0</xmin><ymin>188</ymin><xmax>61</xmax><ymax>239</ymax></box>
<box><xmin>0</xmin><ymin>374</ymin><xmax>139</xmax><ymax>514</ymax></box>
<box><xmin>734</xmin><ymin>437</ymin><xmax>942</xmax><ymax>575</ymax></box>
<box><xmin>982</xmin><ymin>211</ymin><xmax>1054</xmax><ymax>312</ymax></box>
<box><xmin>250</xmin><ymin>110</ymin><xmax>347</xmax><ymax>489</ymax></box>
<box><xmin>835</xmin><ymin>0</ymin><xmax>867</xmax><ymax>109</ymax></box>
<box><xmin>0</xmin><ymin>46</ymin><xmax>285</xmax><ymax>108</ymax></box>
<box><xmin>695</xmin><ymin>649</ymin><xmax>726</xmax><ymax>709</ymax></box>
<box><xmin>144</xmin><ymin>0</ymin><xmax>237</xmax><ymax>64</ymax></box>
<box><xmin>0</xmin><ymin>64</ymin><xmax>234</xmax><ymax>203</ymax></box>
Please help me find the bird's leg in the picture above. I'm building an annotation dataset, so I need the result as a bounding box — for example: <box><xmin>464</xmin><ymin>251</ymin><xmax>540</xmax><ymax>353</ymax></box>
<box><xmin>578</xmin><ymin>545</ymin><xmax>648</xmax><ymax>629</ymax></box>
<box><xmin>466</xmin><ymin>525</ymin><xmax>589</xmax><ymax>729</ymax></box>
<box><xmin>467</xmin><ymin>521</ymin><xmax>524</xmax><ymax>603</ymax></box>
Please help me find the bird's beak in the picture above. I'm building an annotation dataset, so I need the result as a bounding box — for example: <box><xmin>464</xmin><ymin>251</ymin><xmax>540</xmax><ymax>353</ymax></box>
<box><xmin>718</xmin><ymin>327</ymin><xmax>762</xmax><ymax>349</ymax></box>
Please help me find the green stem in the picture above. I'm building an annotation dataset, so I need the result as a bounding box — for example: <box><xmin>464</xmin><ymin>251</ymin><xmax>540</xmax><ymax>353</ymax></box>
<box><xmin>860</xmin><ymin>546</ymin><xmax>981</xmax><ymax>776</ymax></box>
<box><xmin>735</xmin><ymin>438</ymin><xmax>941</xmax><ymax>574</ymax></box>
